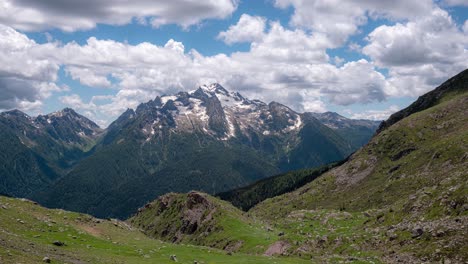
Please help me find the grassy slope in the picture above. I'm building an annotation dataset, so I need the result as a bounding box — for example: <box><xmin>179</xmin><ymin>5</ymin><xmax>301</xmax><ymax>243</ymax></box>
<box><xmin>130</xmin><ymin>191</ymin><xmax>385</xmax><ymax>263</ymax></box>
<box><xmin>250</xmin><ymin>90</ymin><xmax>468</xmax><ymax>262</ymax></box>
<box><xmin>251</xmin><ymin>90</ymin><xmax>468</xmax><ymax>218</ymax></box>
<box><xmin>0</xmin><ymin>195</ymin><xmax>307</xmax><ymax>264</ymax></box>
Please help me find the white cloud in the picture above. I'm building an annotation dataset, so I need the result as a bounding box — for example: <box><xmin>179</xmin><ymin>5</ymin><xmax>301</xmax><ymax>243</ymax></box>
<box><xmin>1</xmin><ymin>1</ymin><xmax>466</xmax><ymax>126</ymax></box>
<box><xmin>218</xmin><ymin>14</ymin><xmax>266</xmax><ymax>44</ymax></box>
<box><xmin>0</xmin><ymin>24</ymin><xmax>62</xmax><ymax>112</ymax></box>
<box><xmin>315</xmin><ymin>59</ymin><xmax>389</xmax><ymax>105</ymax></box>
<box><xmin>363</xmin><ymin>8</ymin><xmax>468</xmax><ymax>97</ymax></box>
<box><xmin>349</xmin><ymin>105</ymin><xmax>400</xmax><ymax>120</ymax></box>
<box><xmin>333</xmin><ymin>56</ymin><xmax>345</xmax><ymax>66</ymax></box>
<box><xmin>65</xmin><ymin>67</ymin><xmax>112</xmax><ymax>88</ymax></box>
<box><xmin>0</xmin><ymin>0</ymin><xmax>238</xmax><ymax>31</ymax></box>
<box><xmin>244</xmin><ymin>22</ymin><xmax>330</xmax><ymax>63</ymax></box>
<box><xmin>273</xmin><ymin>0</ymin><xmax>434</xmax><ymax>46</ymax></box>
<box><xmin>364</xmin><ymin>9</ymin><xmax>466</xmax><ymax>67</ymax></box>
<box><xmin>60</xmin><ymin>94</ymin><xmax>93</xmax><ymax>109</ymax></box>
<box><xmin>0</xmin><ymin>22</ymin><xmax>396</xmax><ymax>125</ymax></box>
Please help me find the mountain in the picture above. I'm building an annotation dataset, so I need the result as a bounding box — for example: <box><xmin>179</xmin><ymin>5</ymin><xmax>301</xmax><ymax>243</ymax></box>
<box><xmin>309</xmin><ymin>112</ymin><xmax>381</xmax><ymax>149</ymax></box>
<box><xmin>128</xmin><ymin>69</ymin><xmax>468</xmax><ymax>263</ymax></box>
<box><xmin>32</xmin><ymin>84</ymin><xmax>375</xmax><ymax>219</ymax></box>
<box><xmin>34</xmin><ymin>107</ymin><xmax>102</xmax><ymax>149</ymax></box>
<box><xmin>249</xmin><ymin>69</ymin><xmax>468</xmax><ymax>262</ymax></box>
<box><xmin>0</xmin><ymin>108</ymin><xmax>102</xmax><ymax>197</ymax></box>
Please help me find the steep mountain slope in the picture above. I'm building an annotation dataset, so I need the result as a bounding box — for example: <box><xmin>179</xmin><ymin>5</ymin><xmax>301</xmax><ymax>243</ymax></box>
<box><xmin>252</xmin><ymin>70</ymin><xmax>468</xmax><ymax>219</ymax></box>
<box><xmin>0</xmin><ymin>109</ymin><xmax>102</xmax><ymax>197</ymax></box>
<box><xmin>33</xmin><ymin>84</ymin><xmax>373</xmax><ymax>219</ymax></box>
<box><xmin>251</xmin><ymin>70</ymin><xmax>468</xmax><ymax>262</ymax></box>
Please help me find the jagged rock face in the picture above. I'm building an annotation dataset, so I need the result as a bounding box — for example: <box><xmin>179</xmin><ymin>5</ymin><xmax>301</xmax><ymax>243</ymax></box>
<box><xmin>123</xmin><ymin>83</ymin><xmax>304</xmax><ymax>144</ymax></box>
<box><xmin>0</xmin><ymin>108</ymin><xmax>102</xmax><ymax>147</ymax></box>
<box><xmin>35</xmin><ymin>108</ymin><xmax>102</xmax><ymax>145</ymax></box>
<box><xmin>112</xmin><ymin>83</ymin><xmax>379</xmax><ymax>157</ymax></box>
<box><xmin>131</xmin><ymin>192</ymin><xmax>219</xmax><ymax>243</ymax></box>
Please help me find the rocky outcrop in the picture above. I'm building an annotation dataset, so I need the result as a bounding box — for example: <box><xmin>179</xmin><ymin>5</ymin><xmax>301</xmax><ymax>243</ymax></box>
<box><xmin>264</xmin><ymin>241</ymin><xmax>290</xmax><ymax>256</ymax></box>
<box><xmin>132</xmin><ymin>192</ymin><xmax>218</xmax><ymax>243</ymax></box>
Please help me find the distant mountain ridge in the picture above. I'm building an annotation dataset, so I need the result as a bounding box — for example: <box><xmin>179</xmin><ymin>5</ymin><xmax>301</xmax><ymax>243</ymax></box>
<box><xmin>309</xmin><ymin>111</ymin><xmax>380</xmax><ymax>149</ymax></box>
<box><xmin>0</xmin><ymin>108</ymin><xmax>102</xmax><ymax>197</ymax></box>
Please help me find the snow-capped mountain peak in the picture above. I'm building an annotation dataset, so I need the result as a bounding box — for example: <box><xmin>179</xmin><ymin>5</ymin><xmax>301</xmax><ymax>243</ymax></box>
<box><xmin>127</xmin><ymin>84</ymin><xmax>305</xmax><ymax>142</ymax></box>
<box><xmin>199</xmin><ymin>83</ymin><xmax>226</xmax><ymax>93</ymax></box>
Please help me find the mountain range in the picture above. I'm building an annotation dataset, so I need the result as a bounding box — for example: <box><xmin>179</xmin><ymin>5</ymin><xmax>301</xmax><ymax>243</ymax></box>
<box><xmin>0</xmin><ymin>70</ymin><xmax>466</xmax><ymax>263</ymax></box>
<box><xmin>0</xmin><ymin>84</ymin><xmax>379</xmax><ymax>218</ymax></box>
<box><xmin>0</xmin><ymin>108</ymin><xmax>102</xmax><ymax>197</ymax></box>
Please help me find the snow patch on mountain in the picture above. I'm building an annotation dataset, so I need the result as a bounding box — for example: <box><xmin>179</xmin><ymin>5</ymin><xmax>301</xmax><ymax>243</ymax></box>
<box><xmin>135</xmin><ymin>83</ymin><xmax>307</xmax><ymax>142</ymax></box>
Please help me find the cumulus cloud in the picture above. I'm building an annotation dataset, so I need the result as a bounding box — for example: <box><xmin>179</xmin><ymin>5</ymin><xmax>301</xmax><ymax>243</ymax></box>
<box><xmin>364</xmin><ymin>9</ymin><xmax>466</xmax><ymax>67</ymax></box>
<box><xmin>0</xmin><ymin>21</ymin><xmax>403</xmax><ymax>125</ymax></box>
<box><xmin>0</xmin><ymin>25</ymin><xmax>63</xmax><ymax>112</ymax></box>
<box><xmin>320</xmin><ymin>60</ymin><xmax>389</xmax><ymax>105</ymax></box>
<box><xmin>349</xmin><ymin>105</ymin><xmax>400</xmax><ymax>120</ymax></box>
<box><xmin>363</xmin><ymin>8</ymin><xmax>468</xmax><ymax>97</ymax></box>
<box><xmin>59</xmin><ymin>94</ymin><xmax>93</xmax><ymax>110</ymax></box>
<box><xmin>0</xmin><ymin>0</ymin><xmax>238</xmax><ymax>31</ymax></box>
<box><xmin>274</xmin><ymin>0</ymin><xmax>434</xmax><ymax>46</ymax></box>
<box><xmin>218</xmin><ymin>14</ymin><xmax>266</xmax><ymax>44</ymax></box>
<box><xmin>1</xmin><ymin>1</ymin><xmax>466</xmax><ymax>126</ymax></box>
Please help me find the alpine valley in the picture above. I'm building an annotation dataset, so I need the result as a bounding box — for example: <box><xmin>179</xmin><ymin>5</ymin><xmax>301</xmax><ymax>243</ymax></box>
<box><xmin>1</xmin><ymin>84</ymin><xmax>379</xmax><ymax>219</ymax></box>
<box><xmin>0</xmin><ymin>70</ymin><xmax>466</xmax><ymax>264</ymax></box>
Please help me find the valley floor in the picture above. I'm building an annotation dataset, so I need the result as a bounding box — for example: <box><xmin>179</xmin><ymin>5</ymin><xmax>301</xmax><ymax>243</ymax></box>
<box><xmin>2</xmin><ymin>192</ymin><xmax>467</xmax><ymax>263</ymax></box>
<box><xmin>0</xmin><ymin>196</ymin><xmax>307</xmax><ymax>264</ymax></box>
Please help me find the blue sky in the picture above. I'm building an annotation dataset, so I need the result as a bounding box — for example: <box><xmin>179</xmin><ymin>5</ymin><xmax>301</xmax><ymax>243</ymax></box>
<box><xmin>0</xmin><ymin>0</ymin><xmax>467</xmax><ymax>126</ymax></box>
